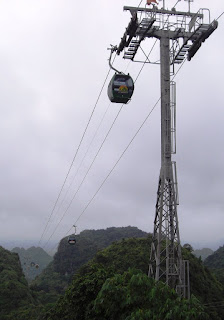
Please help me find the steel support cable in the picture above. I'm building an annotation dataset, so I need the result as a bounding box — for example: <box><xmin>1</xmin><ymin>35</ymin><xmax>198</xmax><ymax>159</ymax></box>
<box><xmin>173</xmin><ymin>0</ymin><xmax>181</xmax><ymax>9</ymax></box>
<box><xmin>69</xmin><ymin>60</ymin><xmax>189</xmax><ymax>231</ymax></box>
<box><xmin>135</xmin><ymin>39</ymin><xmax>158</xmax><ymax>82</ymax></box>
<box><xmin>38</xmin><ymin>60</ymin><xmax>115</xmax><ymax>246</ymax></box>
<box><xmin>172</xmin><ymin>57</ymin><xmax>186</xmax><ymax>79</ymax></box>
<box><xmin>51</xmin><ymin>103</ymin><xmax>111</xmax><ymax>221</ymax></box>
<box><xmin>216</xmin><ymin>11</ymin><xmax>224</xmax><ymax>20</ymax></box>
<box><xmin>42</xmin><ymin>60</ymin><xmax>132</xmax><ymax>243</ymax></box>
<box><xmin>139</xmin><ymin>46</ymin><xmax>151</xmax><ymax>63</ymax></box>
<box><xmin>39</xmin><ymin>2</ymin><xmax>173</xmax><ymax>247</ymax></box>
<box><xmin>138</xmin><ymin>0</ymin><xmax>144</xmax><ymax>8</ymax></box>
<box><xmin>47</xmin><ymin>42</ymin><xmax>186</xmax><ymax>252</ymax></box>
<box><xmin>42</xmin><ymin>103</ymin><xmax>125</xmax><ymax>248</ymax></box>
<box><xmin>44</xmin><ymin>11</ymin><xmax>182</xmax><ymax>250</ymax></box>
<box><xmin>48</xmin><ymin>56</ymin><xmax>187</xmax><ymax>253</ymax></box>
<box><xmin>65</xmin><ymin>97</ymin><xmax>161</xmax><ymax>236</ymax></box>
<box><xmin>44</xmin><ymin>48</ymin><xmax>159</xmax><ymax>250</ymax></box>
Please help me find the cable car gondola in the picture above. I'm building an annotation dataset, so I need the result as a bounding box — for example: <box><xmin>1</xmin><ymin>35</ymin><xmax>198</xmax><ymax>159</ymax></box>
<box><xmin>68</xmin><ymin>225</ymin><xmax>77</xmax><ymax>245</ymax></box>
<box><xmin>68</xmin><ymin>236</ymin><xmax>76</xmax><ymax>245</ymax></box>
<box><xmin>107</xmin><ymin>73</ymin><xmax>134</xmax><ymax>104</ymax></box>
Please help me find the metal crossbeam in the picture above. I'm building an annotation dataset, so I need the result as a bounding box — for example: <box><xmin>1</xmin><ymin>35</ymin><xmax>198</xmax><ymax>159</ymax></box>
<box><xmin>123</xmin><ymin>6</ymin><xmax>203</xmax><ymax>18</ymax></box>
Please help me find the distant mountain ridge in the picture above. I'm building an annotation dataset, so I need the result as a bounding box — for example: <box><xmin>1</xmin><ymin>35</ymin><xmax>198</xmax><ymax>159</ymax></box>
<box><xmin>193</xmin><ymin>248</ymin><xmax>214</xmax><ymax>261</ymax></box>
<box><xmin>31</xmin><ymin>226</ymin><xmax>149</xmax><ymax>297</ymax></box>
<box><xmin>0</xmin><ymin>239</ymin><xmax>57</xmax><ymax>252</ymax></box>
<box><xmin>11</xmin><ymin>246</ymin><xmax>53</xmax><ymax>282</ymax></box>
<box><xmin>204</xmin><ymin>245</ymin><xmax>224</xmax><ymax>268</ymax></box>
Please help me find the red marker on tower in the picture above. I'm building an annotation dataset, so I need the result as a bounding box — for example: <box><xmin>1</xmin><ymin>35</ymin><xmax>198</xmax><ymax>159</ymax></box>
<box><xmin>146</xmin><ymin>0</ymin><xmax>158</xmax><ymax>5</ymax></box>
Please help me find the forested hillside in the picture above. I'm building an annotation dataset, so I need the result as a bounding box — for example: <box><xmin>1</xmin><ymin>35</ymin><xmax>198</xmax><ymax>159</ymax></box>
<box><xmin>31</xmin><ymin>226</ymin><xmax>149</xmax><ymax>299</ymax></box>
<box><xmin>45</xmin><ymin>237</ymin><xmax>224</xmax><ymax>320</ymax></box>
<box><xmin>204</xmin><ymin>245</ymin><xmax>224</xmax><ymax>268</ymax></box>
<box><xmin>204</xmin><ymin>245</ymin><xmax>224</xmax><ymax>286</ymax></box>
<box><xmin>1</xmin><ymin>228</ymin><xmax>224</xmax><ymax>319</ymax></box>
<box><xmin>0</xmin><ymin>246</ymin><xmax>39</xmax><ymax>320</ymax></box>
<box><xmin>11</xmin><ymin>246</ymin><xmax>53</xmax><ymax>282</ymax></box>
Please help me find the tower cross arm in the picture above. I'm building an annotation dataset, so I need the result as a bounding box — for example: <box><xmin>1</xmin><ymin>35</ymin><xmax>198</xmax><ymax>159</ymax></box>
<box><xmin>136</xmin><ymin>29</ymin><xmax>193</xmax><ymax>40</ymax></box>
<box><xmin>123</xmin><ymin>6</ymin><xmax>203</xmax><ymax>19</ymax></box>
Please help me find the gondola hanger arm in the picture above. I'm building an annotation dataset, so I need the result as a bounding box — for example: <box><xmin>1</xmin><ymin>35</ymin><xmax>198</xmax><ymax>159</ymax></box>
<box><xmin>108</xmin><ymin>45</ymin><xmax>124</xmax><ymax>74</ymax></box>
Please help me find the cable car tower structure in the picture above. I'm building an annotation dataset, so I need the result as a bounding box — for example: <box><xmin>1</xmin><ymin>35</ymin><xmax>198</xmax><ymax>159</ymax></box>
<box><xmin>114</xmin><ymin>0</ymin><xmax>218</xmax><ymax>298</ymax></box>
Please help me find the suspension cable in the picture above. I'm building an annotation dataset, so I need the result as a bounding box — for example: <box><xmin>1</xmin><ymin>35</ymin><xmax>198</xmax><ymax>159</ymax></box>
<box><xmin>42</xmin><ymin>103</ymin><xmax>125</xmax><ymax>248</ymax></box>
<box><xmin>216</xmin><ymin>11</ymin><xmax>224</xmax><ymax>21</ymax></box>
<box><xmin>47</xmin><ymin>55</ymin><xmax>187</xmax><ymax>252</ymax></box>
<box><xmin>43</xmin><ymin>48</ymin><xmax>158</xmax><ymax>249</ymax></box>
<box><xmin>135</xmin><ymin>39</ymin><xmax>158</xmax><ymax>82</ymax></box>
<box><xmin>51</xmin><ymin>102</ymin><xmax>111</xmax><ymax>223</ymax></box>
<box><xmin>42</xmin><ymin>3</ymin><xmax>187</xmax><ymax>249</ymax></box>
<box><xmin>68</xmin><ymin>59</ymin><xmax>187</xmax><ymax>231</ymax></box>
<box><xmin>66</xmin><ymin>97</ymin><xmax>161</xmax><ymax>235</ymax></box>
<box><xmin>38</xmin><ymin>62</ymin><xmax>114</xmax><ymax>246</ymax></box>
<box><xmin>49</xmin><ymin>60</ymin><xmax>132</xmax><ymax>224</ymax></box>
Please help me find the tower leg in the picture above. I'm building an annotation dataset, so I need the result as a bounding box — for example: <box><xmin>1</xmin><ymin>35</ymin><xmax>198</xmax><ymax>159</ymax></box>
<box><xmin>148</xmin><ymin>35</ymin><xmax>189</xmax><ymax>298</ymax></box>
<box><xmin>149</xmin><ymin>165</ymin><xmax>182</xmax><ymax>284</ymax></box>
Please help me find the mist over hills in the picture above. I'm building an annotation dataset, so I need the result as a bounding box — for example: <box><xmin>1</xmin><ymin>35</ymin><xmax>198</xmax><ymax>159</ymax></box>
<box><xmin>11</xmin><ymin>246</ymin><xmax>53</xmax><ymax>282</ymax></box>
<box><xmin>0</xmin><ymin>239</ymin><xmax>57</xmax><ymax>255</ymax></box>
<box><xmin>31</xmin><ymin>226</ymin><xmax>149</xmax><ymax>295</ymax></box>
<box><xmin>193</xmin><ymin>248</ymin><xmax>214</xmax><ymax>261</ymax></box>
<box><xmin>1</xmin><ymin>236</ymin><xmax>222</xmax><ymax>254</ymax></box>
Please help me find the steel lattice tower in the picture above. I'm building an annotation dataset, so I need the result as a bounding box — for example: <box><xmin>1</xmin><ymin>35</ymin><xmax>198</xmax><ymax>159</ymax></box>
<box><xmin>148</xmin><ymin>35</ymin><xmax>185</xmax><ymax>295</ymax></box>
<box><xmin>115</xmin><ymin>1</ymin><xmax>217</xmax><ymax>298</ymax></box>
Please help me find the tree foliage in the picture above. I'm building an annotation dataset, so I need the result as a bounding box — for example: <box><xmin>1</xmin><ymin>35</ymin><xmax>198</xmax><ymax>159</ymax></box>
<box><xmin>0</xmin><ymin>246</ymin><xmax>39</xmax><ymax>320</ymax></box>
<box><xmin>92</xmin><ymin>269</ymin><xmax>208</xmax><ymax>320</ymax></box>
<box><xmin>203</xmin><ymin>245</ymin><xmax>224</xmax><ymax>299</ymax></box>
<box><xmin>47</xmin><ymin>267</ymin><xmax>209</xmax><ymax>320</ymax></box>
<box><xmin>204</xmin><ymin>245</ymin><xmax>224</xmax><ymax>269</ymax></box>
<box><xmin>1</xmin><ymin>229</ymin><xmax>224</xmax><ymax>320</ymax></box>
<box><xmin>31</xmin><ymin>226</ymin><xmax>149</xmax><ymax>297</ymax></box>
<box><xmin>46</xmin><ymin>238</ymin><xmax>224</xmax><ymax>320</ymax></box>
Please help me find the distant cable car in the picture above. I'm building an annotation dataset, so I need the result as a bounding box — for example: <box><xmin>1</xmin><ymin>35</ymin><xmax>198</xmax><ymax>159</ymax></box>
<box><xmin>108</xmin><ymin>73</ymin><xmax>134</xmax><ymax>104</ymax></box>
<box><xmin>30</xmin><ymin>262</ymin><xmax>35</xmax><ymax>267</ymax></box>
<box><xmin>68</xmin><ymin>236</ymin><xmax>76</xmax><ymax>245</ymax></box>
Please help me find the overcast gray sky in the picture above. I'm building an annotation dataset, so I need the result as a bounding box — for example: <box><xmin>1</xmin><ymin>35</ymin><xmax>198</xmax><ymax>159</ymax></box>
<box><xmin>0</xmin><ymin>0</ymin><xmax>223</xmax><ymax>252</ymax></box>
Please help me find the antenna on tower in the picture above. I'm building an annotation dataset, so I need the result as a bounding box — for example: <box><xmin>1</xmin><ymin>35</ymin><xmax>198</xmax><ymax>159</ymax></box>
<box><xmin>184</xmin><ymin>0</ymin><xmax>194</xmax><ymax>12</ymax></box>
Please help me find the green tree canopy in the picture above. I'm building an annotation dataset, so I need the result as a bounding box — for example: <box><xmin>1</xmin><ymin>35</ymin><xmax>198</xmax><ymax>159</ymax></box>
<box><xmin>46</xmin><ymin>238</ymin><xmax>224</xmax><ymax>320</ymax></box>
<box><xmin>92</xmin><ymin>269</ymin><xmax>208</xmax><ymax>320</ymax></box>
